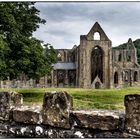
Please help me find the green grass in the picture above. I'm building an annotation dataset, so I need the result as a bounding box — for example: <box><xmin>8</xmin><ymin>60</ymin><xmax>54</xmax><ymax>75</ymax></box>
<box><xmin>0</xmin><ymin>87</ymin><xmax>140</xmax><ymax>110</ymax></box>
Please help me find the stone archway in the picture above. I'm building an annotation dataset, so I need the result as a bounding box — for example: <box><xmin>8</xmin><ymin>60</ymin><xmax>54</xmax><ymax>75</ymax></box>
<box><xmin>57</xmin><ymin>70</ymin><xmax>65</xmax><ymax>87</ymax></box>
<box><xmin>95</xmin><ymin>82</ymin><xmax>100</xmax><ymax>89</ymax></box>
<box><xmin>134</xmin><ymin>71</ymin><xmax>138</xmax><ymax>82</ymax></box>
<box><xmin>91</xmin><ymin>46</ymin><xmax>104</xmax><ymax>83</ymax></box>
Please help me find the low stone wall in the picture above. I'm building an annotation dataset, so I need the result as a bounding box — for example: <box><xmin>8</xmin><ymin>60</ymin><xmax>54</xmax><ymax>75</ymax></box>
<box><xmin>0</xmin><ymin>91</ymin><xmax>139</xmax><ymax>138</ymax></box>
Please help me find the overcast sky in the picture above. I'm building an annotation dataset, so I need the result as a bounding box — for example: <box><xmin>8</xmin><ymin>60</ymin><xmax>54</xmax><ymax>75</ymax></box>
<box><xmin>33</xmin><ymin>2</ymin><xmax>140</xmax><ymax>49</ymax></box>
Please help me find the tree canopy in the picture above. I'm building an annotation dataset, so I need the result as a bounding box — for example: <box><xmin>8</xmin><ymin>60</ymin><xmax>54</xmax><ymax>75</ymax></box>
<box><xmin>0</xmin><ymin>2</ymin><xmax>57</xmax><ymax>81</ymax></box>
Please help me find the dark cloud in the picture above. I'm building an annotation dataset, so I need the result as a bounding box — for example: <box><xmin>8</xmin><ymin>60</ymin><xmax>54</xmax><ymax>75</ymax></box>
<box><xmin>33</xmin><ymin>2</ymin><xmax>140</xmax><ymax>49</ymax></box>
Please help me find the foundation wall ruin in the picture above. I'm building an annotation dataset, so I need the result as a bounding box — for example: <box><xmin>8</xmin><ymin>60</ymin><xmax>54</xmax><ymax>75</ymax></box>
<box><xmin>0</xmin><ymin>91</ymin><xmax>139</xmax><ymax>138</ymax></box>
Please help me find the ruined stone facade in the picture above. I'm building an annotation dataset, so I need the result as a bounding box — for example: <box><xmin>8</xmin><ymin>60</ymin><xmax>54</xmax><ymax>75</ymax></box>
<box><xmin>45</xmin><ymin>22</ymin><xmax>140</xmax><ymax>88</ymax></box>
<box><xmin>1</xmin><ymin>22</ymin><xmax>140</xmax><ymax>89</ymax></box>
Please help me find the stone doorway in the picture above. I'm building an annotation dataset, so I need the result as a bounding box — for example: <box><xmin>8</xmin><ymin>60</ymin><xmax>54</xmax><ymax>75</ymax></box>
<box><xmin>95</xmin><ymin>82</ymin><xmax>100</xmax><ymax>89</ymax></box>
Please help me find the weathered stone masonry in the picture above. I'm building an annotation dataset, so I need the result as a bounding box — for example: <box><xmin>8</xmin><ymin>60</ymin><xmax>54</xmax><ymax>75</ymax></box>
<box><xmin>45</xmin><ymin>22</ymin><xmax>140</xmax><ymax>89</ymax></box>
<box><xmin>0</xmin><ymin>91</ymin><xmax>139</xmax><ymax>138</ymax></box>
<box><xmin>1</xmin><ymin>22</ymin><xmax>140</xmax><ymax>89</ymax></box>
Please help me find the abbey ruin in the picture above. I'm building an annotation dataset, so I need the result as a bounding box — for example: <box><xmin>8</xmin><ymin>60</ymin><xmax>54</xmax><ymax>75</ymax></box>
<box><xmin>45</xmin><ymin>22</ymin><xmax>140</xmax><ymax>88</ymax></box>
<box><xmin>1</xmin><ymin>22</ymin><xmax>140</xmax><ymax>89</ymax></box>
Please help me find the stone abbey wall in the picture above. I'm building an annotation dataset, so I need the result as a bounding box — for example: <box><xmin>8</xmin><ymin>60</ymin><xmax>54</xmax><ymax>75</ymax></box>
<box><xmin>0</xmin><ymin>91</ymin><xmax>139</xmax><ymax>138</ymax></box>
<box><xmin>1</xmin><ymin>22</ymin><xmax>140</xmax><ymax>89</ymax></box>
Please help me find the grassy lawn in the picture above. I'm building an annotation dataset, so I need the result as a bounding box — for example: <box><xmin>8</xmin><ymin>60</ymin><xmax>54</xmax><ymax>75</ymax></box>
<box><xmin>0</xmin><ymin>87</ymin><xmax>140</xmax><ymax>110</ymax></box>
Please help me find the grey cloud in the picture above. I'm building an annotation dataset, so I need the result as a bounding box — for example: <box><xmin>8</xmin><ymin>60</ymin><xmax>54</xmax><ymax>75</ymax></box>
<box><xmin>36</xmin><ymin>2</ymin><xmax>140</xmax><ymax>23</ymax></box>
<box><xmin>46</xmin><ymin>29</ymin><xmax>72</xmax><ymax>36</ymax></box>
<box><xmin>33</xmin><ymin>2</ymin><xmax>140</xmax><ymax>48</ymax></box>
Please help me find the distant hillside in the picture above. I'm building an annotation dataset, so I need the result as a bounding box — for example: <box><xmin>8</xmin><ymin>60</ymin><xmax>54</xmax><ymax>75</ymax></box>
<box><xmin>113</xmin><ymin>39</ymin><xmax>140</xmax><ymax>64</ymax></box>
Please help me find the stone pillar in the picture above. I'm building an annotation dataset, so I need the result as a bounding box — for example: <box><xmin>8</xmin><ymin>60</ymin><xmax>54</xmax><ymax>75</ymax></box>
<box><xmin>119</xmin><ymin>71</ymin><xmax>123</xmax><ymax>88</ymax></box>
<box><xmin>42</xmin><ymin>91</ymin><xmax>73</xmax><ymax>128</ymax></box>
<box><xmin>0</xmin><ymin>91</ymin><xmax>23</xmax><ymax>121</ymax></box>
<box><xmin>65</xmin><ymin>70</ymin><xmax>69</xmax><ymax>87</ymax></box>
<box><xmin>7</xmin><ymin>77</ymin><xmax>10</xmax><ymax>88</ymax></box>
<box><xmin>51</xmin><ymin>70</ymin><xmax>54</xmax><ymax>87</ymax></box>
<box><xmin>124</xmin><ymin>94</ymin><xmax>140</xmax><ymax>136</ymax></box>
<box><xmin>0</xmin><ymin>81</ymin><xmax>3</xmax><ymax>88</ymax></box>
<box><xmin>53</xmin><ymin>70</ymin><xmax>57</xmax><ymax>87</ymax></box>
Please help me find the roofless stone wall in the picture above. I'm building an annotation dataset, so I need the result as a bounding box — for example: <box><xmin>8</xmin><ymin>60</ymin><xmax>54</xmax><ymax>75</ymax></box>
<box><xmin>0</xmin><ymin>91</ymin><xmax>139</xmax><ymax>138</ymax></box>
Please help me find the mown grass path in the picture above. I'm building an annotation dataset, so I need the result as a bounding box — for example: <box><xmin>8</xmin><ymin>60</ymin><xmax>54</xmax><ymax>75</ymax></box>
<box><xmin>0</xmin><ymin>87</ymin><xmax>140</xmax><ymax>110</ymax></box>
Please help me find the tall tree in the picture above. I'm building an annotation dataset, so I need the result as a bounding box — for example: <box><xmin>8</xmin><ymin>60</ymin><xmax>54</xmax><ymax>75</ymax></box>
<box><xmin>0</xmin><ymin>35</ymin><xmax>9</xmax><ymax>80</ymax></box>
<box><xmin>0</xmin><ymin>2</ymin><xmax>57</xmax><ymax>80</ymax></box>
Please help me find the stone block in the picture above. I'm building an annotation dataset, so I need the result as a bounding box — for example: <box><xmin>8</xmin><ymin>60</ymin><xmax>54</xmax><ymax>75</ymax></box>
<box><xmin>10</xmin><ymin>91</ymin><xmax>23</xmax><ymax>106</ymax></box>
<box><xmin>124</xmin><ymin>94</ymin><xmax>140</xmax><ymax>135</ymax></box>
<box><xmin>42</xmin><ymin>91</ymin><xmax>73</xmax><ymax>128</ymax></box>
<box><xmin>71</xmin><ymin>110</ymin><xmax>122</xmax><ymax>130</ymax></box>
<box><xmin>0</xmin><ymin>91</ymin><xmax>23</xmax><ymax>120</ymax></box>
<box><xmin>12</xmin><ymin>105</ymin><xmax>42</xmax><ymax>124</ymax></box>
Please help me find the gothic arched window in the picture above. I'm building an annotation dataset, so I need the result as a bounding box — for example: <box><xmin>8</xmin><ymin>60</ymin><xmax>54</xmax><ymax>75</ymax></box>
<box><xmin>134</xmin><ymin>71</ymin><xmax>138</xmax><ymax>82</ymax></box>
<box><xmin>57</xmin><ymin>53</ymin><xmax>62</xmax><ymax>61</ymax></box>
<box><xmin>93</xmin><ymin>32</ymin><xmax>100</xmax><ymax>40</ymax></box>
<box><xmin>91</xmin><ymin>46</ymin><xmax>104</xmax><ymax>83</ymax></box>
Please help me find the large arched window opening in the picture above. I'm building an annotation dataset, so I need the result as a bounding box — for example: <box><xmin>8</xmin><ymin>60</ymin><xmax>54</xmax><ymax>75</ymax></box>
<box><xmin>134</xmin><ymin>71</ymin><xmax>138</xmax><ymax>82</ymax></box>
<box><xmin>93</xmin><ymin>32</ymin><xmax>100</xmax><ymax>40</ymax></box>
<box><xmin>125</xmin><ymin>71</ymin><xmax>129</xmax><ymax>82</ymax></box>
<box><xmin>91</xmin><ymin>46</ymin><xmax>104</xmax><ymax>83</ymax></box>
<box><xmin>114</xmin><ymin>72</ymin><xmax>118</xmax><ymax>84</ymax></box>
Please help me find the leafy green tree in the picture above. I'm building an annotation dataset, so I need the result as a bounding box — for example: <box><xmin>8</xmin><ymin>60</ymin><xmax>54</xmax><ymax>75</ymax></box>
<box><xmin>0</xmin><ymin>35</ymin><xmax>9</xmax><ymax>80</ymax></box>
<box><xmin>22</xmin><ymin>39</ymin><xmax>57</xmax><ymax>81</ymax></box>
<box><xmin>0</xmin><ymin>2</ymin><xmax>57</xmax><ymax>81</ymax></box>
<box><xmin>44</xmin><ymin>43</ymin><xmax>58</xmax><ymax>73</ymax></box>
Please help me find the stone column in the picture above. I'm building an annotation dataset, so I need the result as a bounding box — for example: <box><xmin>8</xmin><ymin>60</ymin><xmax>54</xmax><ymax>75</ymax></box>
<box><xmin>6</xmin><ymin>77</ymin><xmax>10</xmax><ymax>88</ymax></box>
<box><xmin>51</xmin><ymin>71</ymin><xmax>54</xmax><ymax>87</ymax></box>
<box><xmin>45</xmin><ymin>76</ymin><xmax>47</xmax><ymax>87</ymax></box>
<box><xmin>42</xmin><ymin>91</ymin><xmax>73</xmax><ymax>128</ymax></box>
<box><xmin>53</xmin><ymin>70</ymin><xmax>57</xmax><ymax>87</ymax></box>
<box><xmin>0</xmin><ymin>91</ymin><xmax>23</xmax><ymax>121</ymax></box>
<box><xmin>124</xmin><ymin>94</ymin><xmax>140</xmax><ymax>136</ymax></box>
<box><xmin>0</xmin><ymin>81</ymin><xmax>3</xmax><ymax>88</ymax></box>
<box><xmin>129</xmin><ymin>69</ymin><xmax>133</xmax><ymax>87</ymax></box>
<box><xmin>65</xmin><ymin>70</ymin><xmax>69</xmax><ymax>87</ymax></box>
